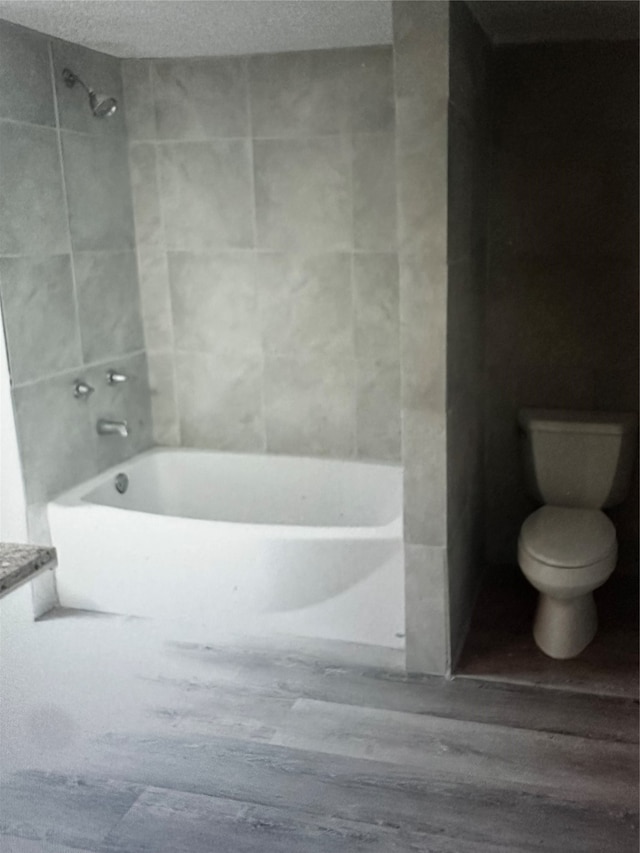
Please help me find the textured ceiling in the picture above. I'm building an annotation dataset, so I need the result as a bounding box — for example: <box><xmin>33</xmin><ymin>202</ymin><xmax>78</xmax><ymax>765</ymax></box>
<box><xmin>0</xmin><ymin>0</ymin><xmax>393</xmax><ymax>58</ymax></box>
<box><xmin>468</xmin><ymin>1</ymin><xmax>639</xmax><ymax>44</ymax></box>
<box><xmin>0</xmin><ymin>0</ymin><xmax>636</xmax><ymax>58</ymax></box>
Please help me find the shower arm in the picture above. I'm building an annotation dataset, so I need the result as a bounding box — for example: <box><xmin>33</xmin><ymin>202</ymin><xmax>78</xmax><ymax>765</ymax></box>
<box><xmin>62</xmin><ymin>68</ymin><xmax>94</xmax><ymax>97</ymax></box>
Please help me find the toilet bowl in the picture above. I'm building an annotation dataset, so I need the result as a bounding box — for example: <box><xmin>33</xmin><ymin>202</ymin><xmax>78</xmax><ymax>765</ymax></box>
<box><xmin>518</xmin><ymin>506</ymin><xmax>617</xmax><ymax>658</ymax></box>
<box><xmin>516</xmin><ymin>409</ymin><xmax>636</xmax><ymax>660</ymax></box>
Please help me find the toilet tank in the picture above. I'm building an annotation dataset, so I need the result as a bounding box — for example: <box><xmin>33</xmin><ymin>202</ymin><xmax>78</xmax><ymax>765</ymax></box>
<box><xmin>518</xmin><ymin>409</ymin><xmax>638</xmax><ymax>509</ymax></box>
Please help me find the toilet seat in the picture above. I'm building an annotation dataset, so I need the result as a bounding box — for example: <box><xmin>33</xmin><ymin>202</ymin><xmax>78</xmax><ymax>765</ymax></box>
<box><xmin>519</xmin><ymin>507</ymin><xmax>617</xmax><ymax>569</ymax></box>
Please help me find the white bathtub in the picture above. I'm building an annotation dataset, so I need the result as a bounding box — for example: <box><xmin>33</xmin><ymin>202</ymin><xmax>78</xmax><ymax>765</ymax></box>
<box><xmin>48</xmin><ymin>449</ymin><xmax>405</xmax><ymax>651</ymax></box>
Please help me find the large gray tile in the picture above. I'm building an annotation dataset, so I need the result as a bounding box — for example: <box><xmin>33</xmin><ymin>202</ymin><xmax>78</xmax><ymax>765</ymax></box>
<box><xmin>353</xmin><ymin>253</ymin><xmax>399</xmax><ymax>363</ymax></box>
<box><xmin>0</xmin><ymin>122</ymin><xmax>68</xmax><ymax>256</ymax></box>
<box><xmin>264</xmin><ymin>353</ymin><xmax>355</xmax><ymax>457</ymax></box>
<box><xmin>0</xmin><ymin>255</ymin><xmax>81</xmax><ymax>385</ymax></box>
<box><xmin>254</xmin><ymin>137</ymin><xmax>351</xmax><ymax>251</ymax></box>
<box><xmin>153</xmin><ymin>57</ymin><xmax>248</xmax><ymax>140</ymax></box>
<box><xmin>61</xmin><ymin>130</ymin><xmax>135</xmax><ymax>252</ymax></box>
<box><xmin>405</xmin><ymin>544</ymin><xmax>448</xmax><ymax>675</ymax></box>
<box><xmin>168</xmin><ymin>251</ymin><xmax>258</xmax><ymax>356</ymax></box>
<box><xmin>249</xmin><ymin>49</ymin><xmax>347</xmax><ymax>138</ymax></box>
<box><xmin>175</xmin><ymin>350</ymin><xmax>264</xmax><ymax>451</ymax></box>
<box><xmin>249</xmin><ymin>46</ymin><xmax>394</xmax><ymax>138</ymax></box>
<box><xmin>75</xmin><ymin>251</ymin><xmax>144</xmax><ymax>362</ymax></box>
<box><xmin>400</xmin><ymin>255</ymin><xmax>447</xmax><ymax>412</ymax></box>
<box><xmin>346</xmin><ymin>46</ymin><xmax>395</xmax><ymax>133</ymax></box>
<box><xmin>87</xmin><ymin>351</ymin><xmax>153</xmax><ymax>469</ymax></box>
<box><xmin>51</xmin><ymin>39</ymin><xmax>125</xmax><ymax>137</ymax></box>
<box><xmin>352</xmin><ymin>132</ymin><xmax>397</xmax><ymax>251</ymax></box>
<box><xmin>147</xmin><ymin>350</ymin><xmax>179</xmax><ymax>445</ymax></box>
<box><xmin>403</xmin><ymin>406</ymin><xmax>447</xmax><ymax>546</ymax></box>
<box><xmin>158</xmin><ymin>140</ymin><xmax>253</xmax><ymax>250</ymax></box>
<box><xmin>356</xmin><ymin>359</ymin><xmax>401</xmax><ymax>462</ymax></box>
<box><xmin>396</xmin><ymin>137</ymin><xmax>448</xmax><ymax>259</ymax></box>
<box><xmin>393</xmin><ymin>1</ymin><xmax>449</xmax><ymax>140</ymax></box>
<box><xmin>129</xmin><ymin>143</ymin><xmax>163</xmax><ymax>247</ymax></box>
<box><xmin>137</xmin><ymin>247</ymin><xmax>173</xmax><ymax>351</ymax></box>
<box><xmin>259</xmin><ymin>252</ymin><xmax>352</xmax><ymax>358</ymax></box>
<box><xmin>12</xmin><ymin>370</ymin><xmax>97</xmax><ymax>504</ymax></box>
<box><xmin>0</xmin><ymin>21</ymin><xmax>55</xmax><ymax>125</ymax></box>
<box><xmin>122</xmin><ymin>60</ymin><xmax>156</xmax><ymax>139</ymax></box>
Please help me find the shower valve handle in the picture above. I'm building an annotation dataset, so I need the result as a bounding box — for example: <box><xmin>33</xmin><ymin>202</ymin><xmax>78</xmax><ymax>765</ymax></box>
<box><xmin>107</xmin><ymin>370</ymin><xmax>128</xmax><ymax>385</ymax></box>
<box><xmin>73</xmin><ymin>380</ymin><xmax>95</xmax><ymax>399</ymax></box>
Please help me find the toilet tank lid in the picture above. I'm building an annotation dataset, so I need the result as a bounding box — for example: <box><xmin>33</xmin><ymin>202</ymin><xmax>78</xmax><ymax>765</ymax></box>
<box><xmin>518</xmin><ymin>409</ymin><xmax>638</xmax><ymax>436</ymax></box>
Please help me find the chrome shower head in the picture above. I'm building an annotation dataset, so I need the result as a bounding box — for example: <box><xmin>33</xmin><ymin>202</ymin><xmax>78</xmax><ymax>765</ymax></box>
<box><xmin>89</xmin><ymin>91</ymin><xmax>118</xmax><ymax>118</ymax></box>
<box><xmin>62</xmin><ymin>68</ymin><xmax>118</xmax><ymax>118</ymax></box>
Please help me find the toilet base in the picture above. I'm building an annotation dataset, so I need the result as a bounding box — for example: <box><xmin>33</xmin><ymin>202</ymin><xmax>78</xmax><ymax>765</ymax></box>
<box><xmin>533</xmin><ymin>592</ymin><xmax>598</xmax><ymax>659</ymax></box>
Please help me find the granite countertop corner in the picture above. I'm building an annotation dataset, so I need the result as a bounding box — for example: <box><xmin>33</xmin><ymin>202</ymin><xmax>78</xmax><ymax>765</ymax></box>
<box><xmin>0</xmin><ymin>543</ymin><xmax>57</xmax><ymax>599</ymax></box>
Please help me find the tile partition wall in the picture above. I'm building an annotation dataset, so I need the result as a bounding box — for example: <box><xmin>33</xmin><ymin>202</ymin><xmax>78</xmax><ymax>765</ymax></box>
<box><xmin>393</xmin><ymin>1</ymin><xmax>451</xmax><ymax>674</ymax></box>
<box><xmin>0</xmin><ymin>4</ymin><xmax>483</xmax><ymax>671</ymax></box>
<box><xmin>0</xmin><ymin>21</ymin><xmax>153</xmax><ymax>535</ymax></box>
<box><xmin>123</xmin><ymin>47</ymin><xmax>401</xmax><ymax>461</ymax></box>
<box><xmin>446</xmin><ymin>2</ymin><xmax>491</xmax><ymax>666</ymax></box>
<box><xmin>484</xmin><ymin>40</ymin><xmax>640</xmax><ymax>567</ymax></box>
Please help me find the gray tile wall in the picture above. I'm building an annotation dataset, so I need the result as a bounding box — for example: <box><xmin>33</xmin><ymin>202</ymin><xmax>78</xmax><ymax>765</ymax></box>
<box><xmin>393</xmin><ymin>1</ymin><xmax>450</xmax><ymax>675</ymax></box>
<box><xmin>484</xmin><ymin>41</ymin><xmax>640</xmax><ymax>566</ymax></box>
<box><xmin>123</xmin><ymin>46</ymin><xmax>400</xmax><ymax>462</ymax></box>
<box><xmin>446</xmin><ymin>2</ymin><xmax>491</xmax><ymax>667</ymax></box>
<box><xmin>0</xmin><ymin>20</ymin><xmax>153</xmax><ymax>519</ymax></box>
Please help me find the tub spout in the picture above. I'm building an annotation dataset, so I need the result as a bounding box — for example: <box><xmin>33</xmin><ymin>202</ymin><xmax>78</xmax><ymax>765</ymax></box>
<box><xmin>97</xmin><ymin>418</ymin><xmax>128</xmax><ymax>437</ymax></box>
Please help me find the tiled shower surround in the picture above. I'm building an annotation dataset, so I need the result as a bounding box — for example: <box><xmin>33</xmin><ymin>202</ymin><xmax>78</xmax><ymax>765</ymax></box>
<box><xmin>0</xmin><ymin>2</ymin><xmax>491</xmax><ymax>675</ymax></box>
<box><xmin>123</xmin><ymin>47</ymin><xmax>401</xmax><ymax>460</ymax></box>
<box><xmin>123</xmin><ymin>8</ymin><xmax>473</xmax><ymax>673</ymax></box>
<box><xmin>0</xmin><ymin>20</ymin><xmax>153</xmax><ymax>512</ymax></box>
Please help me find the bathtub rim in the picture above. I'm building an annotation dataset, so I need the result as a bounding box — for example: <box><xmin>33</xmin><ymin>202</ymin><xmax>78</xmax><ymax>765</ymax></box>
<box><xmin>47</xmin><ymin>447</ymin><xmax>404</xmax><ymax>541</ymax></box>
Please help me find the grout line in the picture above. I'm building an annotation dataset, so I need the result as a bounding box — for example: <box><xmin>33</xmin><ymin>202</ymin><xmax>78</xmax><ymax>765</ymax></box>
<box><xmin>48</xmin><ymin>40</ymin><xmax>84</xmax><ymax>368</ymax></box>
<box><xmin>12</xmin><ymin>349</ymin><xmax>147</xmax><ymax>391</ymax></box>
<box><xmin>0</xmin><ymin>112</ymin><xmax>125</xmax><ymax>141</ymax></box>
<box><xmin>147</xmin><ymin>61</ymin><xmax>181</xmax><ymax>447</ymax></box>
<box><xmin>0</xmin><ymin>115</ymin><xmax>58</xmax><ymax>135</ymax></box>
<box><xmin>245</xmin><ymin>57</ymin><xmax>268</xmax><ymax>454</ymax></box>
<box><xmin>147</xmin><ymin>247</ymin><xmax>398</xmax><ymax>257</ymax></box>
<box><xmin>348</xmin><ymin>131</ymin><xmax>359</xmax><ymax>462</ymax></box>
<box><xmin>127</xmin><ymin>130</ymin><xmax>395</xmax><ymax>145</ymax></box>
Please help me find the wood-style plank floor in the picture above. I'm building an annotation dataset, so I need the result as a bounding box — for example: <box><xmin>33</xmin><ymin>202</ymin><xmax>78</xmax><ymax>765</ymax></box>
<box><xmin>1</xmin><ymin>607</ymin><xmax>638</xmax><ymax>852</ymax></box>
<box><xmin>457</xmin><ymin>565</ymin><xmax>639</xmax><ymax>698</ymax></box>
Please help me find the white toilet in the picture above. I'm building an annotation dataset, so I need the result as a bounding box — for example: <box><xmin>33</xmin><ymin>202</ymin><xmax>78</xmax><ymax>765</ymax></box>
<box><xmin>517</xmin><ymin>409</ymin><xmax>637</xmax><ymax>659</ymax></box>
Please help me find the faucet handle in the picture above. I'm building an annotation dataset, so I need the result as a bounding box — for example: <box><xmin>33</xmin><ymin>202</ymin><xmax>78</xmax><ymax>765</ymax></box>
<box><xmin>107</xmin><ymin>369</ymin><xmax>128</xmax><ymax>385</ymax></box>
<box><xmin>73</xmin><ymin>380</ymin><xmax>95</xmax><ymax>399</ymax></box>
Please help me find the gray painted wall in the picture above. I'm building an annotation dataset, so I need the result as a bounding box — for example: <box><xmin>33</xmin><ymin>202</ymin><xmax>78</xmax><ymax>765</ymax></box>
<box><xmin>446</xmin><ymin>1</ymin><xmax>491</xmax><ymax>666</ymax></box>
<box><xmin>0</xmin><ymin>20</ymin><xmax>153</xmax><ymax>527</ymax></box>
<box><xmin>123</xmin><ymin>48</ymin><xmax>401</xmax><ymax>462</ymax></box>
<box><xmin>484</xmin><ymin>40</ymin><xmax>640</xmax><ymax>566</ymax></box>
